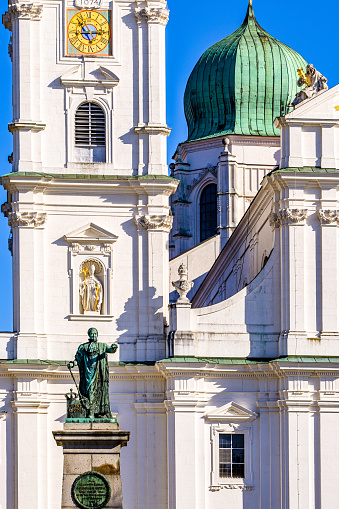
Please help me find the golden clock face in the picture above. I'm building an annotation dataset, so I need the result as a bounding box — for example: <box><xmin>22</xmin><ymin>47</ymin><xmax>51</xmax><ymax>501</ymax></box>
<box><xmin>67</xmin><ymin>10</ymin><xmax>111</xmax><ymax>55</ymax></box>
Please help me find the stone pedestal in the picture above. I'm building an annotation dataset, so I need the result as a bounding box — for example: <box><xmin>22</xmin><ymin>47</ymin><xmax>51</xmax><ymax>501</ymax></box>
<box><xmin>53</xmin><ymin>423</ymin><xmax>130</xmax><ymax>509</ymax></box>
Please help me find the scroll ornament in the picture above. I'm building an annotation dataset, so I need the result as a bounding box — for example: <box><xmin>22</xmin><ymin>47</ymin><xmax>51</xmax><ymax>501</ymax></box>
<box><xmin>172</xmin><ymin>263</ymin><xmax>194</xmax><ymax>302</ymax></box>
<box><xmin>134</xmin><ymin>214</ymin><xmax>173</xmax><ymax>232</ymax></box>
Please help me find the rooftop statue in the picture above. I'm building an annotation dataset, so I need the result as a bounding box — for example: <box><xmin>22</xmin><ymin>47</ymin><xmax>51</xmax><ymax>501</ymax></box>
<box><xmin>67</xmin><ymin>328</ymin><xmax>118</xmax><ymax>420</ymax></box>
<box><xmin>292</xmin><ymin>64</ymin><xmax>328</xmax><ymax>107</ymax></box>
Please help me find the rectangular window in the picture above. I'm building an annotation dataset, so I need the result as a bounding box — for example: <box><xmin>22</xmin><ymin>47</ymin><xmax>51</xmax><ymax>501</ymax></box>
<box><xmin>219</xmin><ymin>434</ymin><xmax>244</xmax><ymax>479</ymax></box>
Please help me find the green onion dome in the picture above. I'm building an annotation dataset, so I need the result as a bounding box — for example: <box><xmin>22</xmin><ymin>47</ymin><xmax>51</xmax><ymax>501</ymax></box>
<box><xmin>184</xmin><ymin>3</ymin><xmax>307</xmax><ymax>141</ymax></box>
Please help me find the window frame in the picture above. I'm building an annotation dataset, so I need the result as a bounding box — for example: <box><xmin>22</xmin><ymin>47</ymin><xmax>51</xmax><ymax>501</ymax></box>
<box><xmin>206</xmin><ymin>402</ymin><xmax>257</xmax><ymax>491</ymax></box>
<box><xmin>67</xmin><ymin>97</ymin><xmax>112</xmax><ymax>165</ymax></box>
<box><xmin>218</xmin><ymin>432</ymin><xmax>245</xmax><ymax>480</ymax></box>
<box><xmin>199</xmin><ymin>183</ymin><xmax>218</xmax><ymax>243</ymax></box>
<box><xmin>74</xmin><ymin>101</ymin><xmax>106</xmax><ymax>163</ymax></box>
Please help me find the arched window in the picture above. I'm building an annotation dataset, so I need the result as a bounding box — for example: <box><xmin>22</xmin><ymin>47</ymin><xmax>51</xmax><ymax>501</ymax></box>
<box><xmin>200</xmin><ymin>183</ymin><xmax>217</xmax><ymax>242</ymax></box>
<box><xmin>74</xmin><ymin>102</ymin><xmax>106</xmax><ymax>163</ymax></box>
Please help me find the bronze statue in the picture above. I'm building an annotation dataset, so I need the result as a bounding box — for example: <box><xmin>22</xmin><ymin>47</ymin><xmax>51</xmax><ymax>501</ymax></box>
<box><xmin>67</xmin><ymin>328</ymin><xmax>118</xmax><ymax>420</ymax></box>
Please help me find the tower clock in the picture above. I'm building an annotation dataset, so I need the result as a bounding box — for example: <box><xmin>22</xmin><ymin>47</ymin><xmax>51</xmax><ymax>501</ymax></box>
<box><xmin>67</xmin><ymin>9</ymin><xmax>112</xmax><ymax>55</ymax></box>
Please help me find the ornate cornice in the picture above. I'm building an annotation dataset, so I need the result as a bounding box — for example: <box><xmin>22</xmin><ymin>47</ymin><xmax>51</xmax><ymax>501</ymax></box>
<box><xmin>8</xmin><ymin>120</ymin><xmax>46</xmax><ymax>133</ymax></box>
<box><xmin>318</xmin><ymin>209</ymin><xmax>339</xmax><ymax>225</ymax></box>
<box><xmin>3</xmin><ymin>3</ymin><xmax>43</xmax><ymax>31</ymax></box>
<box><xmin>7</xmin><ymin>211</ymin><xmax>47</xmax><ymax>228</ymax></box>
<box><xmin>134</xmin><ymin>214</ymin><xmax>173</xmax><ymax>232</ymax></box>
<box><xmin>135</xmin><ymin>7</ymin><xmax>169</xmax><ymax>25</ymax></box>
<box><xmin>270</xmin><ymin>208</ymin><xmax>308</xmax><ymax>228</ymax></box>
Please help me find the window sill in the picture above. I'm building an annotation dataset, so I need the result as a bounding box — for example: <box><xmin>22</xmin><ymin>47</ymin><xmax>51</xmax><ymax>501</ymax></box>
<box><xmin>210</xmin><ymin>483</ymin><xmax>254</xmax><ymax>492</ymax></box>
<box><xmin>68</xmin><ymin>314</ymin><xmax>114</xmax><ymax>322</ymax></box>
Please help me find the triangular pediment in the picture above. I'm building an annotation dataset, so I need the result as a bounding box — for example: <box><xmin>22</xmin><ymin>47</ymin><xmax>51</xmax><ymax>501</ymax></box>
<box><xmin>60</xmin><ymin>65</ymin><xmax>119</xmax><ymax>88</ymax></box>
<box><xmin>285</xmin><ymin>84</ymin><xmax>339</xmax><ymax>120</ymax></box>
<box><xmin>64</xmin><ymin>223</ymin><xmax>118</xmax><ymax>243</ymax></box>
<box><xmin>205</xmin><ymin>402</ymin><xmax>258</xmax><ymax>422</ymax></box>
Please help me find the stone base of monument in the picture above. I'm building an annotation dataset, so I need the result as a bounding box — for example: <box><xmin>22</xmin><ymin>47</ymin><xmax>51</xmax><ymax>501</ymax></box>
<box><xmin>53</xmin><ymin>422</ymin><xmax>130</xmax><ymax>509</ymax></box>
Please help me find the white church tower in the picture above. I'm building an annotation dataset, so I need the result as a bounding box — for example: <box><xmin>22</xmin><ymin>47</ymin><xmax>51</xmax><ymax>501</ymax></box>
<box><xmin>2</xmin><ymin>0</ymin><xmax>177</xmax><ymax>362</ymax></box>
<box><xmin>0</xmin><ymin>2</ymin><xmax>177</xmax><ymax>508</ymax></box>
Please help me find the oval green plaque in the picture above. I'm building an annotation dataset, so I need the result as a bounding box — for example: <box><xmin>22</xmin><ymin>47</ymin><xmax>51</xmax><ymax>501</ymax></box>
<box><xmin>71</xmin><ymin>471</ymin><xmax>111</xmax><ymax>509</ymax></box>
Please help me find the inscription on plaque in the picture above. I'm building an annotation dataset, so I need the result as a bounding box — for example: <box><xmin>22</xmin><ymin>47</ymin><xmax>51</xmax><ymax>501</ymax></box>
<box><xmin>71</xmin><ymin>471</ymin><xmax>111</xmax><ymax>509</ymax></box>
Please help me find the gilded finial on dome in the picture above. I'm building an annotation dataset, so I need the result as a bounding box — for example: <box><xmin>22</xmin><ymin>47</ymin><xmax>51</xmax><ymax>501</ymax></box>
<box><xmin>249</xmin><ymin>0</ymin><xmax>252</xmax><ymax>5</ymax></box>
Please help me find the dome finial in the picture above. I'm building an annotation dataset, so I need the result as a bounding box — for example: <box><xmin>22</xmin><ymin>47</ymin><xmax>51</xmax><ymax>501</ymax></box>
<box><xmin>249</xmin><ymin>0</ymin><xmax>252</xmax><ymax>5</ymax></box>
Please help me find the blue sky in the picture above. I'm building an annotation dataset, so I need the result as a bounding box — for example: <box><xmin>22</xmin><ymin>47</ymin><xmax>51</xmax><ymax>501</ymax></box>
<box><xmin>0</xmin><ymin>0</ymin><xmax>336</xmax><ymax>330</ymax></box>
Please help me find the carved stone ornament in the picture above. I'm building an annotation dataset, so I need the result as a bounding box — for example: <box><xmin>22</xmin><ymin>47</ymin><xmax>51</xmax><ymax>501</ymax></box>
<box><xmin>318</xmin><ymin>209</ymin><xmax>339</xmax><ymax>225</ymax></box>
<box><xmin>270</xmin><ymin>208</ymin><xmax>308</xmax><ymax>228</ymax></box>
<box><xmin>135</xmin><ymin>6</ymin><xmax>169</xmax><ymax>25</ymax></box>
<box><xmin>172</xmin><ymin>263</ymin><xmax>194</xmax><ymax>302</ymax></box>
<box><xmin>134</xmin><ymin>214</ymin><xmax>173</xmax><ymax>232</ymax></box>
<box><xmin>3</xmin><ymin>3</ymin><xmax>43</xmax><ymax>31</ymax></box>
<box><xmin>7</xmin><ymin>211</ymin><xmax>47</xmax><ymax>228</ymax></box>
<box><xmin>210</xmin><ymin>484</ymin><xmax>254</xmax><ymax>492</ymax></box>
<box><xmin>71</xmin><ymin>243</ymin><xmax>82</xmax><ymax>254</ymax></box>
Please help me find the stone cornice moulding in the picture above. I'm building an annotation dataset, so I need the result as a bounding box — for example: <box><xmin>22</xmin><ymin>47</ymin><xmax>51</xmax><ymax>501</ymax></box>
<box><xmin>134</xmin><ymin>214</ymin><xmax>173</xmax><ymax>232</ymax></box>
<box><xmin>134</xmin><ymin>6</ymin><xmax>169</xmax><ymax>25</ymax></box>
<box><xmin>205</xmin><ymin>401</ymin><xmax>258</xmax><ymax>422</ymax></box>
<box><xmin>270</xmin><ymin>208</ymin><xmax>308</xmax><ymax>228</ymax></box>
<box><xmin>60</xmin><ymin>65</ymin><xmax>120</xmax><ymax>89</ymax></box>
<box><xmin>7</xmin><ymin>211</ymin><xmax>47</xmax><ymax>228</ymax></box>
<box><xmin>8</xmin><ymin>120</ymin><xmax>46</xmax><ymax>133</ymax></box>
<box><xmin>3</xmin><ymin>2</ymin><xmax>43</xmax><ymax>30</ymax></box>
<box><xmin>318</xmin><ymin>209</ymin><xmax>339</xmax><ymax>225</ymax></box>
<box><xmin>64</xmin><ymin>223</ymin><xmax>119</xmax><ymax>246</ymax></box>
<box><xmin>134</xmin><ymin>124</ymin><xmax>171</xmax><ymax>136</ymax></box>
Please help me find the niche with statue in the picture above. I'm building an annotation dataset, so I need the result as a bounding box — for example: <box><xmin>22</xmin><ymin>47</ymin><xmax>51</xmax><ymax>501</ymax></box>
<box><xmin>64</xmin><ymin>223</ymin><xmax>117</xmax><ymax>321</ymax></box>
<box><xmin>79</xmin><ymin>259</ymin><xmax>104</xmax><ymax>315</ymax></box>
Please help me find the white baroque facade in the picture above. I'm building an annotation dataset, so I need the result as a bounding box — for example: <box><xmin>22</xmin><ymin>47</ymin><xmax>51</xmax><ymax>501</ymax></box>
<box><xmin>0</xmin><ymin>2</ymin><xmax>339</xmax><ymax>509</ymax></box>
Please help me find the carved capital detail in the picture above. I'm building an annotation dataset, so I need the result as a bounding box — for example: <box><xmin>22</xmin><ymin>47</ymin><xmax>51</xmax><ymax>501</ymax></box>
<box><xmin>3</xmin><ymin>3</ymin><xmax>43</xmax><ymax>30</ymax></box>
<box><xmin>270</xmin><ymin>208</ymin><xmax>308</xmax><ymax>228</ymax></box>
<box><xmin>135</xmin><ymin>7</ymin><xmax>169</xmax><ymax>25</ymax></box>
<box><xmin>134</xmin><ymin>214</ymin><xmax>173</xmax><ymax>232</ymax></box>
<box><xmin>7</xmin><ymin>211</ymin><xmax>47</xmax><ymax>228</ymax></box>
<box><xmin>318</xmin><ymin>209</ymin><xmax>339</xmax><ymax>225</ymax></box>
<box><xmin>71</xmin><ymin>243</ymin><xmax>81</xmax><ymax>254</ymax></box>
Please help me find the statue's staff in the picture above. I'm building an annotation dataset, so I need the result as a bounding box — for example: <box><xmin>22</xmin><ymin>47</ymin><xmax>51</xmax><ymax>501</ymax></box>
<box><xmin>67</xmin><ymin>361</ymin><xmax>90</xmax><ymax>410</ymax></box>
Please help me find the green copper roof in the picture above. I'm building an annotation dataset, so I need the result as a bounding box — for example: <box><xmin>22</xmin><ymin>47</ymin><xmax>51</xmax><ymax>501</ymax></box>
<box><xmin>184</xmin><ymin>4</ymin><xmax>307</xmax><ymax>141</ymax></box>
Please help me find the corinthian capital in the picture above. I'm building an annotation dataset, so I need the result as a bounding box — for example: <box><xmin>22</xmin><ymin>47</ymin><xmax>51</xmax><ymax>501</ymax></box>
<box><xmin>3</xmin><ymin>2</ymin><xmax>43</xmax><ymax>30</ymax></box>
<box><xmin>270</xmin><ymin>208</ymin><xmax>308</xmax><ymax>228</ymax></box>
<box><xmin>7</xmin><ymin>211</ymin><xmax>47</xmax><ymax>228</ymax></box>
<box><xmin>318</xmin><ymin>209</ymin><xmax>339</xmax><ymax>225</ymax></box>
<box><xmin>135</xmin><ymin>6</ymin><xmax>169</xmax><ymax>25</ymax></box>
<box><xmin>134</xmin><ymin>214</ymin><xmax>173</xmax><ymax>232</ymax></box>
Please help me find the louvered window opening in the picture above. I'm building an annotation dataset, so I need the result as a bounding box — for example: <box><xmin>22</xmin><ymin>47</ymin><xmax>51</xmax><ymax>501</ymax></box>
<box><xmin>75</xmin><ymin>102</ymin><xmax>105</xmax><ymax>147</ymax></box>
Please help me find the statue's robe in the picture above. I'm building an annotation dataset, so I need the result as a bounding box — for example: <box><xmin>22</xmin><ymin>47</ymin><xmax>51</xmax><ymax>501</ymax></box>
<box><xmin>75</xmin><ymin>341</ymin><xmax>113</xmax><ymax>418</ymax></box>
